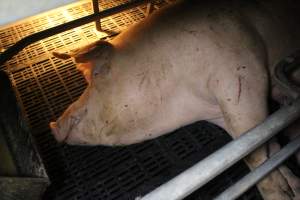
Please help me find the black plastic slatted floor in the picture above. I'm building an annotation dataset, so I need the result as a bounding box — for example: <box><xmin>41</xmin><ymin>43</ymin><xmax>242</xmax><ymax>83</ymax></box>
<box><xmin>0</xmin><ymin>0</ymin><xmax>262</xmax><ymax>199</ymax></box>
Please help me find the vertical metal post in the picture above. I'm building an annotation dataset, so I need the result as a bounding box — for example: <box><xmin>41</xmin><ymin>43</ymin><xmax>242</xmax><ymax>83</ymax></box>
<box><xmin>146</xmin><ymin>2</ymin><xmax>154</xmax><ymax>16</ymax></box>
<box><xmin>92</xmin><ymin>0</ymin><xmax>102</xmax><ymax>31</ymax></box>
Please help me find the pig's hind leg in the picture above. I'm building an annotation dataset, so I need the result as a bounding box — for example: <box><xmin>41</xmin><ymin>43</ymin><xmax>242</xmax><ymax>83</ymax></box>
<box><xmin>268</xmin><ymin>138</ymin><xmax>300</xmax><ymax>198</ymax></box>
<box><xmin>210</xmin><ymin>60</ymin><xmax>299</xmax><ymax>199</ymax></box>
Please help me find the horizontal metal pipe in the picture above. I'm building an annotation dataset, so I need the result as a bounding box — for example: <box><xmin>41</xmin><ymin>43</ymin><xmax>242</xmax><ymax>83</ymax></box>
<box><xmin>140</xmin><ymin>98</ymin><xmax>300</xmax><ymax>200</ymax></box>
<box><xmin>0</xmin><ymin>0</ymin><xmax>151</xmax><ymax>66</ymax></box>
<box><xmin>215</xmin><ymin>135</ymin><xmax>300</xmax><ymax>200</ymax></box>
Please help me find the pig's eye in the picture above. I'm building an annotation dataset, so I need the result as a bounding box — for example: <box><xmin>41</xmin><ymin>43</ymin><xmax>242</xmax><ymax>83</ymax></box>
<box><xmin>94</xmin><ymin>71</ymin><xmax>99</xmax><ymax>76</ymax></box>
<box><xmin>70</xmin><ymin>116</ymin><xmax>81</xmax><ymax>125</ymax></box>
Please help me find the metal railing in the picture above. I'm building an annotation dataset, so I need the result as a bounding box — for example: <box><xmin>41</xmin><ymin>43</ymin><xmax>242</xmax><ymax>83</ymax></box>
<box><xmin>0</xmin><ymin>0</ymin><xmax>152</xmax><ymax>66</ymax></box>
<box><xmin>139</xmin><ymin>97</ymin><xmax>300</xmax><ymax>200</ymax></box>
<box><xmin>215</xmin><ymin>135</ymin><xmax>300</xmax><ymax>200</ymax></box>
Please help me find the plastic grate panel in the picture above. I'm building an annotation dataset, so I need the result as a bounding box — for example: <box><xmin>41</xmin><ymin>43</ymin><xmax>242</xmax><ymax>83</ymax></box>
<box><xmin>1</xmin><ymin>0</ymin><xmax>262</xmax><ymax>200</ymax></box>
<box><xmin>0</xmin><ymin>27</ymin><xmax>17</xmax><ymax>49</ymax></box>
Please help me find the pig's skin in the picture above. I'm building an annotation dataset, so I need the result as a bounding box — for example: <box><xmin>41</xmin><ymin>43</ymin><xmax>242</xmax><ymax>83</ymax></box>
<box><xmin>50</xmin><ymin>0</ymin><xmax>300</xmax><ymax>199</ymax></box>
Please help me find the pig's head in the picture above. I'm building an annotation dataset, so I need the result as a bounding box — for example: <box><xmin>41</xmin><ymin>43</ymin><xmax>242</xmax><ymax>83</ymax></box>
<box><xmin>52</xmin><ymin>40</ymin><xmax>114</xmax><ymax>83</ymax></box>
<box><xmin>50</xmin><ymin>40</ymin><xmax>114</xmax><ymax>145</ymax></box>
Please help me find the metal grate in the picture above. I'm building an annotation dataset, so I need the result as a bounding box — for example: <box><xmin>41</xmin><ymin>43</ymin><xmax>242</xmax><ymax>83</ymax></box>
<box><xmin>0</xmin><ymin>0</ymin><xmax>262</xmax><ymax>199</ymax></box>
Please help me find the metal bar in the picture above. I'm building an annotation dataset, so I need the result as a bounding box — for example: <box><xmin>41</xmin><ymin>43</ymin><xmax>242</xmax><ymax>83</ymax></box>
<box><xmin>0</xmin><ymin>0</ymin><xmax>151</xmax><ymax>66</ymax></box>
<box><xmin>215</xmin><ymin>135</ymin><xmax>300</xmax><ymax>200</ymax></box>
<box><xmin>146</xmin><ymin>2</ymin><xmax>154</xmax><ymax>17</ymax></box>
<box><xmin>92</xmin><ymin>0</ymin><xmax>102</xmax><ymax>31</ymax></box>
<box><xmin>139</xmin><ymin>98</ymin><xmax>300</xmax><ymax>200</ymax></box>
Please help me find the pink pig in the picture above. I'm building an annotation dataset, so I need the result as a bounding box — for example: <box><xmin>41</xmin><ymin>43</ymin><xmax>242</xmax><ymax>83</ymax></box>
<box><xmin>50</xmin><ymin>0</ymin><xmax>300</xmax><ymax>199</ymax></box>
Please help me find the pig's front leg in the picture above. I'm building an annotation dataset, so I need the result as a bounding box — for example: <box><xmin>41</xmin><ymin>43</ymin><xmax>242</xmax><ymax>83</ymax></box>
<box><xmin>211</xmin><ymin>61</ymin><xmax>298</xmax><ymax>199</ymax></box>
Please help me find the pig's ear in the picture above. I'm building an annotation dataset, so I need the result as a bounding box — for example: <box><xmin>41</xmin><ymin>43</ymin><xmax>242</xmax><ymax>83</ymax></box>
<box><xmin>78</xmin><ymin>41</ymin><xmax>114</xmax><ymax>77</ymax></box>
<box><xmin>78</xmin><ymin>41</ymin><xmax>114</xmax><ymax>61</ymax></box>
<box><xmin>52</xmin><ymin>52</ymin><xmax>72</xmax><ymax>60</ymax></box>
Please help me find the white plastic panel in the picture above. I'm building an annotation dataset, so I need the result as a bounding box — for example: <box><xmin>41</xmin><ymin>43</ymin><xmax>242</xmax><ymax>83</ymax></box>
<box><xmin>0</xmin><ymin>0</ymin><xmax>78</xmax><ymax>26</ymax></box>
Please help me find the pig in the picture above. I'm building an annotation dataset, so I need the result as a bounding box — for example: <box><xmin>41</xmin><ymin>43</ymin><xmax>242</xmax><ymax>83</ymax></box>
<box><xmin>50</xmin><ymin>0</ymin><xmax>300</xmax><ymax>199</ymax></box>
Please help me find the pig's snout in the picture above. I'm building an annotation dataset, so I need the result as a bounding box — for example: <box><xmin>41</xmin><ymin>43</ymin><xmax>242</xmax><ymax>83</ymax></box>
<box><xmin>49</xmin><ymin>100</ymin><xmax>89</xmax><ymax>144</ymax></box>
<box><xmin>49</xmin><ymin>110</ymin><xmax>76</xmax><ymax>143</ymax></box>
<box><xmin>49</xmin><ymin>113</ymin><xmax>79</xmax><ymax>143</ymax></box>
<box><xmin>50</xmin><ymin>121</ymin><xmax>68</xmax><ymax>142</ymax></box>
<box><xmin>50</xmin><ymin>116</ymin><xmax>77</xmax><ymax>143</ymax></box>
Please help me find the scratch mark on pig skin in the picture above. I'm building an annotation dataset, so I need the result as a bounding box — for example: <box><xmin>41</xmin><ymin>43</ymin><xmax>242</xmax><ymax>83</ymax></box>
<box><xmin>186</xmin><ymin>30</ymin><xmax>198</xmax><ymax>37</ymax></box>
<box><xmin>139</xmin><ymin>72</ymin><xmax>148</xmax><ymax>89</ymax></box>
<box><xmin>237</xmin><ymin>66</ymin><xmax>246</xmax><ymax>71</ymax></box>
<box><xmin>237</xmin><ymin>76</ymin><xmax>242</xmax><ymax>104</ymax></box>
<box><xmin>99</xmin><ymin>125</ymin><xmax>106</xmax><ymax>136</ymax></box>
<box><xmin>206</xmin><ymin>75</ymin><xmax>212</xmax><ymax>89</ymax></box>
<box><xmin>136</xmin><ymin>72</ymin><xmax>144</xmax><ymax>76</ymax></box>
<box><xmin>182</xmin><ymin>28</ymin><xmax>198</xmax><ymax>37</ymax></box>
<box><xmin>139</xmin><ymin>75</ymin><xmax>146</xmax><ymax>88</ymax></box>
